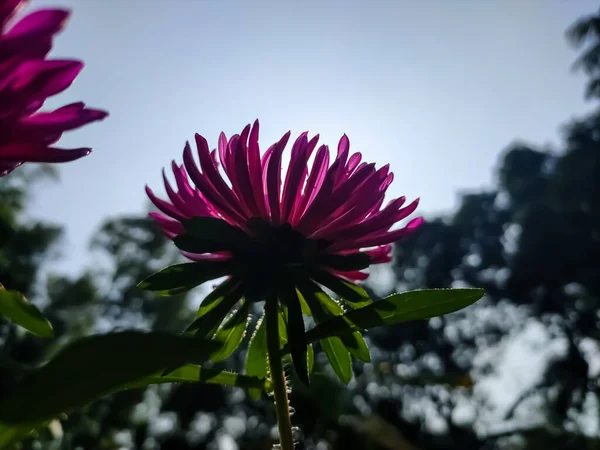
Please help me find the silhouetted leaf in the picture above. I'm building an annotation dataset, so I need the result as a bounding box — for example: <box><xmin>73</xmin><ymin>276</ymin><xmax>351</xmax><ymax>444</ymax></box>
<box><xmin>138</xmin><ymin>261</ymin><xmax>231</xmax><ymax>296</ymax></box>
<box><xmin>175</xmin><ymin>217</ymin><xmax>252</xmax><ymax>253</ymax></box>
<box><xmin>128</xmin><ymin>365</ymin><xmax>268</xmax><ymax>390</ymax></box>
<box><xmin>0</xmin><ymin>288</ymin><xmax>53</xmax><ymax>338</ymax></box>
<box><xmin>277</xmin><ymin>280</ymin><xmax>309</xmax><ymax>386</ymax></box>
<box><xmin>0</xmin><ymin>331</ymin><xmax>220</xmax><ymax>428</ymax></box>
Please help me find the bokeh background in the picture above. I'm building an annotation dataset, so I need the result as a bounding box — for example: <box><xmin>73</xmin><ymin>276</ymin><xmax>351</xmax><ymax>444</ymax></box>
<box><xmin>2</xmin><ymin>0</ymin><xmax>600</xmax><ymax>449</ymax></box>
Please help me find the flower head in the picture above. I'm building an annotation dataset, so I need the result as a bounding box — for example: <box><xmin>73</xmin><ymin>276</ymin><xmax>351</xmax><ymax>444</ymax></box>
<box><xmin>142</xmin><ymin>120</ymin><xmax>422</xmax><ymax>384</ymax></box>
<box><xmin>0</xmin><ymin>0</ymin><xmax>108</xmax><ymax>176</ymax></box>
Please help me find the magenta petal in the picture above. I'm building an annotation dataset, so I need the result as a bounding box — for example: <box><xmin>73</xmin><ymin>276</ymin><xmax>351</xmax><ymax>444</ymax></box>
<box><xmin>231</xmin><ymin>125</ymin><xmax>260</xmax><ymax>216</ymax></box>
<box><xmin>0</xmin><ymin>143</ymin><xmax>89</xmax><ymax>162</ymax></box>
<box><xmin>329</xmin><ymin>269</ymin><xmax>369</xmax><ymax>281</ymax></box>
<box><xmin>365</xmin><ymin>245</ymin><xmax>393</xmax><ymax>264</ymax></box>
<box><xmin>334</xmin><ymin>216</ymin><xmax>424</xmax><ymax>251</ymax></box>
<box><xmin>333</xmin><ymin>134</ymin><xmax>350</xmax><ymax>187</ymax></box>
<box><xmin>346</xmin><ymin>152</ymin><xmax>362</xmax><ymax>174</ymax></box>
<box><xmin>266</xmin><ymin>131</ymin><xmax>290</xmax><ymax>224</ymax></box>
<box><xmin>290</xmin><ymin>144</ymin><xmax>329</xmax><ymax>225</ymax></box>
<box><xmin>149</xmin><ymin>212</ymin><xmax>185</xmax><ymax>236</ymax></box>
<box><xmin>305</xmin><ymin>162</ymin><xmax>377</xmax><ymax>232</ymax></box>
<box><xmin>6</xmin><ymin>9</ymin><xmax>69</xmax><ymax>39</ymax></box>
<box><xmin>0</xmin><ymin>0</ymin><xmax>21</xmax><ymax>26</ymax></box>
<box><xmin>195</xmin><ymin>133</ymin><xmax>251</xmax><ymax>219</ymax></box>
<box><xmin>281</xmin><ymin>132</ymin><xmax>319</xmax><ymax>223</ymax></box>
<box><xmin>247</xmin><ymin>120</ymin><xmax>268</xmax><ymax>217</ymax></box>
<box><xmin>146</xmin><ymin>186</ymin><xmax>187</xmax><ymax>222</ymax></box>
<box><xmin>11</xmin><ymin>59</ymin><xmax>83</xmax><ymax>101</ymax></box>
<box><xmin>20</xmin><ymin>103</ymin><xmax>108</xmax><ymax>132</ymax></box>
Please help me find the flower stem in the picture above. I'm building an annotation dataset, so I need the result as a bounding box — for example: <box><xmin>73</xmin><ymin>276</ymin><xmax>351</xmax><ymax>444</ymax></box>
<box><xmin>266</xmin><ymin>298</ymin><xmax>295</xmax><ymax>450</ymax></box>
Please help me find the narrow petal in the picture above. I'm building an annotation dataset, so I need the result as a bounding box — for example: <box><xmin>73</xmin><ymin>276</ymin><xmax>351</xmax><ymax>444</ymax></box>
<box><xmin>145</xmin><ymin>186</ymin><xmax>187</xmax><ymax>222</ymax></box>
<box><xmin>6</xmin><ymin>9</ymin><xmax>69</xmax><ymax>39</ymax></box>
<box><xmin>195</xmin><ymin>133</ymin><xmax>252</xmax><ymax>219</ymax></box>
<box><xmin>247</xmin><ymin>120</ymin><xmax>268</xmax><ymax>217</ymax></box>
<box><xmin>20</xmin><ymin>102</ymin><xmax>108</xmax><ymax>132</ymax></box>
<box><xmin>290</xmin><ymin>144</ymin><xmax>329</xmax><ymax>225</ymax></box>
<box><xmin>281</xmin><ymin>133</ymin><xmax>319</xmax><ymax>223</ymax></box>
<box><xmin>10</xmin><ymin>60</ymin><xmax>83</xmax><ymax>101</ymax></box>
<box><xmin>332</xmin><ymin>217</ymin><xmax>424</xmax><ymax>251</ymax></box>
<box><xmin>231</xmin><ymin>125</ymin><xmax>260</xmax><ymax>216</ymax></box>
<box><xmin>183</xmin><ymin>143</ymin><xmax>247</xmax><ymax>224</ymax></box>
<box><xmin>266</xmin><ymin>131</ymin><xmax>291</xmax><ymax>224</ymax></box>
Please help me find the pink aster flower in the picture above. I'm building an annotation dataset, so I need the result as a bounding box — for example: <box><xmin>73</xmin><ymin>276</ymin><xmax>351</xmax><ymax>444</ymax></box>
<box><xmin>0</xmin><ymin>0</ymin><xmax>108</xmax><ymax>176</ymax></box>
<box><xmin>141</xmin><ymin>120</ymin><xmax>422</xmax><ymax>385</ymax></box>
<box><xmin>146</xmin><ymin>120</ymin><xmax>422</xmax><ymax>280</ymax></box>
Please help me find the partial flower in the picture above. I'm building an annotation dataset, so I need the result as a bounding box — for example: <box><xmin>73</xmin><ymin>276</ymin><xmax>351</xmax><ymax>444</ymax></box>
<box><xmin>0</xmin><ymin>0</ymin><xmax>108</xmax><ymax>176</ymax></box>
<box><xmin>141</xmin><ymin>120</ymin><xmax>423</xmax><ymax>384</ymax></box>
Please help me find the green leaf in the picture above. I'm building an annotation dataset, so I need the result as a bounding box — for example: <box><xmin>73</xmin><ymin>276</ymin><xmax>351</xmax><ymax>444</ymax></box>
<box><xmin>176</xmin><ymin>217</ymin><xmax>252</xmax><ymax>254</ymax></box>
<box><xmin>211</xmin><ymin>301</ymin><xmax>251</xmax><ymax>362</ymax></box>
<box><xmin>188</xmin><ymin>283</ymin><xmax>244</xmax><ymax>337</ymax></box>
<box><xmin>127</xmin><ymin>365</ymin><xmax>268</xmax><ymax>390</ymax></box>
<box><xmin>183</xmin><ymin>217</ymin><xmax>252</xmax><ymax>245</ymax></box>
<box><xmin>0</xmin><ymin>331</ymin><xmax>220</xmax><ymax>427</ymax></box>
<box><xmin>321</xmin><ymin>337</ymin><xmax>352</xmax><ymax>384</ymax></box>
<box><xmin>195</xmin><ymin>277</ymin><xmax>236</xmax><ymax>318</ymax></box>
<box><xmin>0</xmin><ymin>289</ymin><xmax>53</xmax><ymax>338</ymax></box>
<box><xmin>245</xmin><ymin>314</ymin><xmax>268</xmax><ymax>399</ymax></box>
<box><xmin>298</xmin><ymin>290</ymin><xmax>312</xmax><ymax>316</ymax></box>
<box><xmin>310</xmin><ymin>270</ymin><xmax>372</xmax><ymax>307</ymax></box>
<box><xmin>307</xmin><ymin>343</ymin><xmax>315</xmax><ymax>375</ymax></box>
<box><xmin>137</xmin><ymin>261</ymin><xmax>230</xmax><ymax>296</ymax></box>
<box><xmin>318</xmin><ymin>293</ymin><xmax>371</xmax><ymax>363</ymax></box>
<box><xmin>305</xmin><ymin>288</ymin><xmax>484</xmax><ymax>344</ymax></box>
<box><xmin>278</xmin><ymin>308</ymin><xmax>289</xmax><ymax>348</ymax></box>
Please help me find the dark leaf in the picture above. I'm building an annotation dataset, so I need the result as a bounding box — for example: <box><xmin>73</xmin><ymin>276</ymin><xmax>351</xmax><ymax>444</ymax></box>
<box><xmin>0</xmin><ymin>331</ymin><xmax>220</xmax><ymax>426</ymax></box>
<box><xmin>137</xmin><ymin>261</ymin><xmax>230</xmax><ymax>296</ymax></box>
<box><xmin>277</xmin><ymin>278</ymin><xmax>309</xmax><ymax>386</ymax></box>
<box><xmin>177</xmin><ymin>217</ymin><xmax>252</xmax><ymax>253</ymax></box>
<box><xmin>128</xmin><ymin>365</ymin><xmax>268</xmax><ymax>390</ymax></box>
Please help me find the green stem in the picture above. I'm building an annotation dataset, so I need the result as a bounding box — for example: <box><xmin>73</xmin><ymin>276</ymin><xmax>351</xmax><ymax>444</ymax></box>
<box><xmin>266</xmin><ymin>298</ymin><xmax>295</xmax><ymax>450</ymax></box>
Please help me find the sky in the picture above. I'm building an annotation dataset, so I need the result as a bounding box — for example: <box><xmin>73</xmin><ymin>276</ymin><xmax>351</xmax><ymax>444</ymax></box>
<box><xmin>24</xmin><ymin>0</ymin><xmax>599</xmax><ymax>275</ymax></box>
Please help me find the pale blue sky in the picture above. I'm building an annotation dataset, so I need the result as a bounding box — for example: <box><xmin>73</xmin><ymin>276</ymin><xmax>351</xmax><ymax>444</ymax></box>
<box><xmin>25</xmin><ymin>0</ymin><xmax>597</xmax><ymax>274</ymax></box>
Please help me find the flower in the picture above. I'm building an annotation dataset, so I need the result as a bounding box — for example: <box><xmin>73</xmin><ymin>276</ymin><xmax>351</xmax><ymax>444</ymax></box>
<box><xmin>142</xmin><ymin>120</ymin><xmax>422</xmax><ymax>383</ymax></box>
<box><xmin>0</xmin><ymin>0</ymin><xmax>108</xmax><ymax>176</ymax></box>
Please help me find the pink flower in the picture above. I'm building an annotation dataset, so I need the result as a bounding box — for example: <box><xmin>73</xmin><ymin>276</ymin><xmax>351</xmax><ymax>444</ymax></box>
<box><xmin>142</xmin><ymin>120</ymin><xmax>423</xmax><ymax>383</ymax></box>
<box><xmin>0</xmin><ymin>0</ymin><xmax>108</xmax><ymax>176</ymax></box>
<box><xmin>146</xmin><ymin>120</ymin><xmax>422</xmax><ymax>288</ymax></box>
